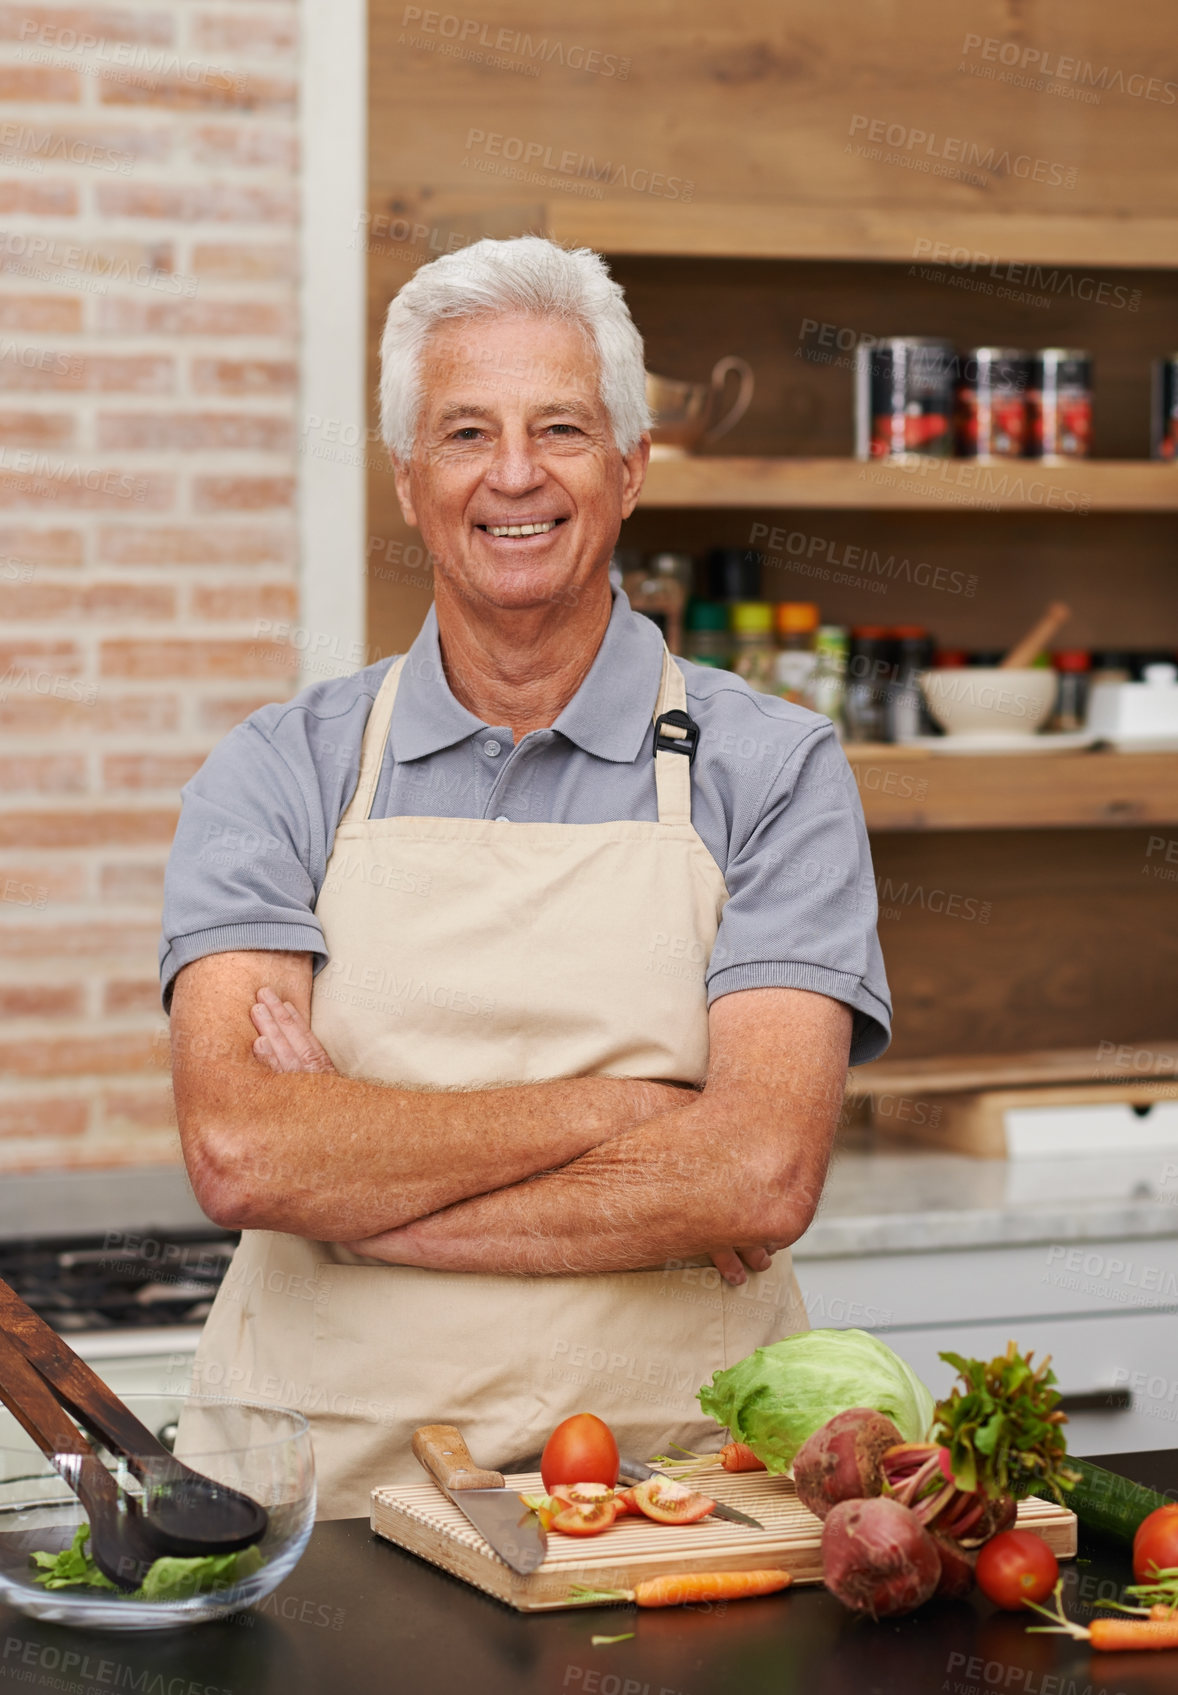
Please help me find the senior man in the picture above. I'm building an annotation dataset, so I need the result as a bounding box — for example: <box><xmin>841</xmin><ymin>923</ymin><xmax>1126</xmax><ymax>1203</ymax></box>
<box><xmin>162</xmin><ymin>237</ymin><xmax>891</xmax><ymax>1519</ymax></box>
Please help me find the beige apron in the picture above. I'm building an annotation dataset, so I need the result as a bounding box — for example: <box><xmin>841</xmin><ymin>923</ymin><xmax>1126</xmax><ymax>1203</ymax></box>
<box><xmin>189</xmin><ymin>645</ymin><xmax>808</xmax><ymax>1518</ymax></box>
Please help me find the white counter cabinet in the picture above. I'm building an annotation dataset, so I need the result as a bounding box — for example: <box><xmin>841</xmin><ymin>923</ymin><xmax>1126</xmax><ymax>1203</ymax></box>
<box><xmin>797</xmin><ymin>1237</ymin><xmax>1178</xmax><ymax>1455</ymax></box>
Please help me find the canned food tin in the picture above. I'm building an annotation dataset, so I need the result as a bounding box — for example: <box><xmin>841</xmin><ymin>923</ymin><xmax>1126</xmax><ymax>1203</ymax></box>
<box><xmin>855</xmin><ymin>337</ymin><xmax>956</xmax><ymax>460</ymax></box>
<box><xmin>956</xmin><ymin>347</ymin><xmax>1030</xmax><ymax>459</ymax></box>
<box><xmin>1027</xmin><ymin>348</ymin><xmax>1092</xmax><ymax>460</ymax></box>
<box><xmin>1152</xmin><ymin>356</ymin><xmax>1178</xmax><ymax>461</ymax></box>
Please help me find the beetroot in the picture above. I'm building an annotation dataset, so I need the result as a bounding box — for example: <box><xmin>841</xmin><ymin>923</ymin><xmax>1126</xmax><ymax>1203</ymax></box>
<box><xmin>793</xmin><ymin>1408</ymin><xmax>903</xmax><ymax>1520</ymax></box>
<box><xmin>821</xmin><ymin>1496</ymin><xmax>942</xmax><ymax>1618</ymax></box>
<box><xmin>931</xmin><ymin>1533</ymin><xmax>976</xmax><ymax>1599</ymax></box>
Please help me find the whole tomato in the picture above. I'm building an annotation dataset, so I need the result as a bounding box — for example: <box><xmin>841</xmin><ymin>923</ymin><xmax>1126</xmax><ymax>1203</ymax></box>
<box><xmin>1133</xmin><ymin>1504</ymin><xmax>1178</xmax><ymax>1583</ymax></box>
<box><xmin>975</xmin><ymin>1530</ymin><xmax>1059</xmax><ymax>1611</ymax></box>
<box><xmin>540</xmin><ymin>1414</ymin><xmax>619</xmax><ymax>1492</ymax></box>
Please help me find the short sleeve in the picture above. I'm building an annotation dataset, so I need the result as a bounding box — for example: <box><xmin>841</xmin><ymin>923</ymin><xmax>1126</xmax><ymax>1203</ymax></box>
<box><xmin>159</xmin><ymin>722</ymin><xmax>326</xmax><ymax>1012</ymax></box>
<box><xmin>705</xmin><ymin>725</ymin><xmax>892</xmax><ymax>1065</ymax></box>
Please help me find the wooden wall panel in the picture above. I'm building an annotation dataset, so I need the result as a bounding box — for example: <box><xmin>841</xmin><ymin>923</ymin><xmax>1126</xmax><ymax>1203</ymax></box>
<box><xmin>872</xmin><ymin>829</ymin><xmax>1178</xmax><ymax>1060</ymax></box>
<box><xmin>370</xmin><ymin>0</ymin><xmax>1178</xmax><ymax>224</ymax></box>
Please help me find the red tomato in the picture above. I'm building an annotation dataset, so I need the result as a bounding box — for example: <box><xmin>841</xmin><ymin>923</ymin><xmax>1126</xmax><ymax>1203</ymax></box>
<box><xmin>551</xmin><ymin>1499</ymin><xmax>618</xmax><ymax>1537</ymax></box>
<box><xmin>612</xmin><ymin>1486</ymin><xmax>642</xmax><ymax>1517</ymax></box>
<box><xmin>540</xmin><ymin>1415</ymin><xmax>619</xmax><ymax>1492</ymax></box>
<box><xmin>630</xmin><ymin>1477</ymin><xmax>715</xmax><ymax>1525</ymax></box>
<box><xmin>1133</xmin><ymin>1505</ymin><xmax>1178</xmax><ymax>1583</ymax></box>
<box><xmin>976</xmin><ymin>1530</ymin><xmax>1059</xmax><ymax>1611</ymax></box>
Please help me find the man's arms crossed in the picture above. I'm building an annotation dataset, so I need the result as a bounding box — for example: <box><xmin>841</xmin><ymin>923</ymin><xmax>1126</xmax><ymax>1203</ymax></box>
<box><xmin>343</xmin><ymin>987</ymin><xmax>849</xmax><ymax>1277</ymax></box>
<box><xmin>170</xmin><ymin>950</ymin><xmax>850</xmax><ymax>1278</ymax></box>
<box><xmin>171</xmin><ymin>950</ymin><xmax>687</xmax><ymax>1244</ymax></box>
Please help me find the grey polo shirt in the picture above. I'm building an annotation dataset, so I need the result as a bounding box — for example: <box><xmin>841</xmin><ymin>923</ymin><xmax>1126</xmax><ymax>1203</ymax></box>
<box><xmin>160</xmin><ymin>590</ymin><xmax>892</xmax><ymax>1064</ymax></box>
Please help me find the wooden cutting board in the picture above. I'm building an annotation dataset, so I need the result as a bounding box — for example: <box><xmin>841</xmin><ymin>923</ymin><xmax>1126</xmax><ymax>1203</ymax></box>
<box><xmin>370</xmin><ymin>1463</ymin><xmax>1078</xmax><ymax>1612</ymax></box>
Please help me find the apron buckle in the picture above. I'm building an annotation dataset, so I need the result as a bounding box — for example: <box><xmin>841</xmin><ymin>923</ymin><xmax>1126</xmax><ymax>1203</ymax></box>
<box><xmin>653</xmin><ymin>709</ymin><xmax>700</xmax><ymax>763</ymax></box>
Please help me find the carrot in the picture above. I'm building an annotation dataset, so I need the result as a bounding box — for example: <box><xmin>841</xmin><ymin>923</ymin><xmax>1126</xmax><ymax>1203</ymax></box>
<box><xmin>633</xmin><ymin>1570</ymin><xmax>791</xmax><ymax>1608</ymax></box>
<box><xmin>1088</xmin><ymin>1616</ymin><xmax>1178</xmax><ymax>1651</ymax></box>
<box><xmin>570</xmin><ymin>1570</ymin><xmax>791</xmax><ymax>1610</ymax></box>
<box><xmin>719</xmin><ymin>1443</ymin><xmax>767</xmax><ymax>1473</ymax></box>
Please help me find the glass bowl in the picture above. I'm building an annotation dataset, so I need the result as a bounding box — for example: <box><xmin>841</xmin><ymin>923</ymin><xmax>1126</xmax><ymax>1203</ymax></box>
<box><xmin>0</xmin><ymin>1393</ymin><xmax>315</xmax><ymax>1632</ymax></box>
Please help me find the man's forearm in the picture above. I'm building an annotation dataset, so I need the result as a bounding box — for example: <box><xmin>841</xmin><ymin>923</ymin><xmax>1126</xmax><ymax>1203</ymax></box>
<box><xmin>182</xmin><ymin>1061</ymin><xmax>693</xmax><ymax>1242</ymax></box>
<box><xmin>344</xmin><ymin>1088</ymin><xmax>832</xmax><ymax>1276</ymax></box>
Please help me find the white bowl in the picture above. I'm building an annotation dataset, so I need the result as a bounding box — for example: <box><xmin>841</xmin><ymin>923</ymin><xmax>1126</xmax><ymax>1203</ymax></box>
<box><xmin>919</xmin><ymin>667</ymin><xmax>1057</xmax><ymax>737</ymax></box>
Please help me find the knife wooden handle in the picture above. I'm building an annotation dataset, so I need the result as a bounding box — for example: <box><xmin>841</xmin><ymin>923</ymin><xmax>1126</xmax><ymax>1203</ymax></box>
<box><xmin>412</xmin><ymin>1425</ymin><xmax>504</xmax><ymax>1492</ymax></box>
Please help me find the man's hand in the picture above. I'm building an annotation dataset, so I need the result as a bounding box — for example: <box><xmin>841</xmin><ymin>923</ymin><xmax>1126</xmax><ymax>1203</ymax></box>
<box><xmin>250</xmin><ymin>985</ymin><xmax>336</xmax><ymax>1074</ymax></box>
<box><xmin>258</xmin><ymin>990</ymin><xmax>792</xmax><ymax>1286</ymax></box>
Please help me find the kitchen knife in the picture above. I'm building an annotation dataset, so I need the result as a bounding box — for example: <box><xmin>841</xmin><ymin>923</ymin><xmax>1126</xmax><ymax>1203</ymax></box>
<box><xmin>617</xmin><ymin>1455</ymin><xmax>765</xmax><ymax>1530</ymax></box>
<box><xmin>411</xmin><ymin>1424</ymin><xmax>547</xmax><ymax>1575</ymax></box>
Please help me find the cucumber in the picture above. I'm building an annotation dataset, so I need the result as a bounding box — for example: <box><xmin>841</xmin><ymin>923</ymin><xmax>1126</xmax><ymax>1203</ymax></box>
<box><xmin>1035</xmin><ymin>1457</ymin><xmax>1173</xmax><ymax>1543</ymax></box>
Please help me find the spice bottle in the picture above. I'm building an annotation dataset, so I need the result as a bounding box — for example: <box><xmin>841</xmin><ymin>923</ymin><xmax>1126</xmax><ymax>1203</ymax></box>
<box><xmin>684</xmin><ymin>599</ymin><xmax>730</xmax><ymax>669</ymax></box>
<box><xmin>844</xmin><ymin>627</ymin><xmax>896</xmax><ymax>743</ymax></box>
<box><xmin>1052</xmin><ymin>651</ymin><xmax>1091</xmax><ymax>732</ymax></box>
<box><xmin>810</xmin><ymin>626</ymin><xmax>850</xmax><ymax>735</ymax></box>
<box><xmin>729</xmin><ymin>602</ymin><xmax>777</xmax><ymax>694</ymax></box>
<box><xmin>773</xmin><ymin>602</ymin><xmax>821</xmax><ymax>704</ymax></box>
<box><xmin>887</xmin><ymin>626</ymin><xmax>935</xmax><ymax>742</ymax></box>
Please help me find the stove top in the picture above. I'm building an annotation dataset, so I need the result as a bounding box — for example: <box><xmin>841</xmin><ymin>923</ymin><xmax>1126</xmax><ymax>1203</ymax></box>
<box><xmin>0</xmin><ymin>1227</ymin><xmax>238</xmax><ymax>1332</ymax></box>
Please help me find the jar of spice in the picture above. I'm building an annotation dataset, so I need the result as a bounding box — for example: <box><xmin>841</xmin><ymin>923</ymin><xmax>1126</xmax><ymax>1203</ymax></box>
<box><xmin>729</xmin><ymin>601</ymin><xmax>777</xmax><ymax>693</ymax></box>
<box><xmin>1052</xmin><ymin>650</ymin><xmax>1091</xmax><ymax>731</ymax></box>
<box><xmin>773</xmin><ymin>602</ymin><xmax>820</xmax><ymax>704</ymax></box>
<box><xmin>684</xmin><ymin>599</ymin><xmax>730</xmax><ymax>669</ymax></box>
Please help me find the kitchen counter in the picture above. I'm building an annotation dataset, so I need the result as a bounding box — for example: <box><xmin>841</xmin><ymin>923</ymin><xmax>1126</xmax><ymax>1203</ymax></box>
<box><xmin>794</xmin><ymin>1138</ymin><xmax>1178</xmax><ymax>1258</ymax></box>
<box><xmin>1</xmin><ymin>1451</ymin><xmax>1174</xmax><ymax>1695</ymax></box>
<box><xmin>0</xmin><ymin>1165</ymin><xmax>208</xmax><ymax>1242</ymax></box>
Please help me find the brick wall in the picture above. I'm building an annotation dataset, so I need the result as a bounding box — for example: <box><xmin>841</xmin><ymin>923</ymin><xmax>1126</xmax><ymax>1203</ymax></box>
<box><xmin>0</xmin><ymin>2</ymin><xmax>300</xmax><ymax>1170</ymax></box>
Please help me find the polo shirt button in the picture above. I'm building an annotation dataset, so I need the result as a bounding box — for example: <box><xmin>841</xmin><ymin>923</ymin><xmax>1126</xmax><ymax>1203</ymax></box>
<box><xmin>482</xmin><ymin>739</ymin><xmax>501</xmax><ymax>758</ymax></box>
<box><xmin>495</xmin><ymin>815</ymin><xmax>509</xmax><ymax>823</ymax></box>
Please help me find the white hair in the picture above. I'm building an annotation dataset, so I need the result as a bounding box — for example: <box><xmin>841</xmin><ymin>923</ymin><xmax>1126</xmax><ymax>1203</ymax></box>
<box><xmin>378</xmin><ymin>235</ymin><xmax>650</xmax><ymax>461</ymax></box>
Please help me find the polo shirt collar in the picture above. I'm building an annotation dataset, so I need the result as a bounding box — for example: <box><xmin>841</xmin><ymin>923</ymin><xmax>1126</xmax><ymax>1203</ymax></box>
<box><xmin>389</xmin><ymin>590</ymin><xmax>665</xmax><ymax>765</ymax></box>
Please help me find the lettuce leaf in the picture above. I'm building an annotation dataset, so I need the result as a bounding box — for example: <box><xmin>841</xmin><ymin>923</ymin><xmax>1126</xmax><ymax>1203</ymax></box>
<box><xmin>698</xmin><ymin>1327</ymin><xmax>935</xmax><ymax>1474</ymax></box>
<box><xmin>30</xmin><ymin>1524</ymin><xmax>263</xmax><ymax>1599</ymax></box>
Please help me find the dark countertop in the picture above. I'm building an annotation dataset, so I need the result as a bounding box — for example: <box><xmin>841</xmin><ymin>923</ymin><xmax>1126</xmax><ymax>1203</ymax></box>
<box><xmin>2</xmin><ymin>1452</ymin><xmax>1177</xmax><ymax>1695</ymax></box>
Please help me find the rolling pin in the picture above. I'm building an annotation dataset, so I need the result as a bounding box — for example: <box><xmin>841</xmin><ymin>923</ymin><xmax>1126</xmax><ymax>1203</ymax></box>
<box><xmin>1000</xmin><ymin>601</ymin><xmax>1071</xmax><ymax>669</ymax></box>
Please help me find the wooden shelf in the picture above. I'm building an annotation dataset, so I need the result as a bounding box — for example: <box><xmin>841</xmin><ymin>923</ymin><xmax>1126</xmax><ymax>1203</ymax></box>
<box><xmin>847</xmin><ymin>1042</ymin><xmax>1178</xmax><ymax>1099</ymax></box>
<box><xmin>845</xmin><ymin>745</ymin><xmax>1178</xmax><ymax>831</ymax></box>
<box><xmin>640</xmin><ymin>458</ymin><xmax>1178</xmax><ymax>513</ymax></box>
<box><xmin>549</xmin><ymin>203</ymin><xmax>1178</xmax><ymax>270</ymax></box>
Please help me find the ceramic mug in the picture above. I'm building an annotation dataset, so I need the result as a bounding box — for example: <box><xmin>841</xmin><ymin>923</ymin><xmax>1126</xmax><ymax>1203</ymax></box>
<box><xmin>645</xmin><ymin>356</ymin><xmax>755</xmax><ymax>458</ymax></box>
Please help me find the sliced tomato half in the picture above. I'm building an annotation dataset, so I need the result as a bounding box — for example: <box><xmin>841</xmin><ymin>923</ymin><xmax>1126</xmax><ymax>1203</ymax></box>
<box><xmin>551</xmin><ymin>1482</ymin><xmax>616</xmax><ymax>1509</ymax></box>
<box><xmin>630</xmin><ymin>1477</ymin><xmax>715</xmax><ymax>1525</ymax></box>
<box><xmin>551</xmin><ymin>1499</ymin><xmax>619</xmax><ymax>1537</ymax></box>
<box><xmin>612</xmin><ymin>1486</ymin><xmax>642</xmax><ymax>1518</ymax></box>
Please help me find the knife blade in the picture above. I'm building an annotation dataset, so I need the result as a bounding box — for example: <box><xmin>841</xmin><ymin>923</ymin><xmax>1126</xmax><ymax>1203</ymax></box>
<box><xmin>411</xmin><ymin>1424</ymin><xmax>547</xmax><ymax>1575</ymax></box>
<box><xmin>617</xmin><ymin>1455</ymin><xmax>765</xmax><ymax>1530</ymax></box>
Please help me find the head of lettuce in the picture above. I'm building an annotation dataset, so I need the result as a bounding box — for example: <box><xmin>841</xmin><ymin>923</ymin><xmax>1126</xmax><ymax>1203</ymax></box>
<box><xmin>698</xmin><ymin>1328</ymin><xmax>935</xmax><ymax>1475</ymax></box>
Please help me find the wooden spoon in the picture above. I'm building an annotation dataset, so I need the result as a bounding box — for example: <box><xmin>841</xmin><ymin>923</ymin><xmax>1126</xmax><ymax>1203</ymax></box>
<box><xmin>0</xmin><ymin>1327</ymin><xmax>160</xmax><ymax>1589</ymax></box>
<box><xmin>0</xmin><ymin>1277</ymin><xmax>267</xmax><ymax>1567</ymax></box>
<box><xmin>1000</xmin><ymin>601</ymin><xmax>1071</xmax><ymax>669</ymax></box>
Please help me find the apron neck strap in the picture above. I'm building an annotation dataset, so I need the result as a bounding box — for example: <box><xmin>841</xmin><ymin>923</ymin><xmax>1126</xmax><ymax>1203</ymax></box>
<box><xmin>652</xmin><ymin>648</ymin><xmax>693</xmax><ymax>828</ymax></box>
<box><xmin>341</xmin><ymin>654</ymin><xmax>406</xmax><ymax>826</ymax></box>
<box><xmin>341</xmin><ymin>645</ymin><xmax>694</xmax><ymax>829</ymax></box>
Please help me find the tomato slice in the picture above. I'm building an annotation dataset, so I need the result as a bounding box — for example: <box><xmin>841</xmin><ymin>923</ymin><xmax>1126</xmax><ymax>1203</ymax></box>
<box><xmin>551</xmin><ymin>1483</ymin><xmax>616</xmax><ymax>1509</ymax></box>
<box><xmin>630</xmin><ymin>1477</ymin><xmax>715</xmax><ymax>1525</ymax></box>
<box><xmin>612</xmin><ymin>1486</ymin><xmax>642</xmax><ymax>1517</ymax></box>
<box><xmin>551</xmin><ymin>1499</ymin><xmax>618</xmax><ymax>1536</ymax></box>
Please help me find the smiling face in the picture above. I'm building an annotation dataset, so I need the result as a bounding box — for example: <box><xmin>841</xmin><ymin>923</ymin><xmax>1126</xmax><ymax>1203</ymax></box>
<box><xmin>392</xmin><ymin>314</ymin><xmax>649</xmax><ymax>617</ymax></box>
